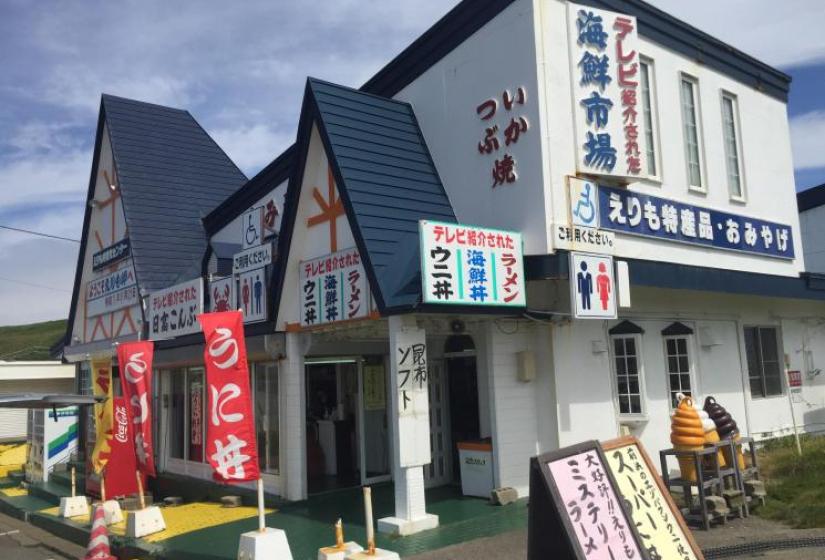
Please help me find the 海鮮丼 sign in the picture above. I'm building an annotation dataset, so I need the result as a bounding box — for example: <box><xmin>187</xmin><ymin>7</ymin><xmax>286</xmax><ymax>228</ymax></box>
<box><xmin>599</xmin><ymin>185</ymin><xmax>795</xmax><ymax>259</ymax></box>
<box><xmin>567</xmin><ymin>3</ymin><xmax>646</xmax><ymax>179</ymax></box>
<box><xmin>420</xmin><ymin>220</ymin><xmax>525</xmax><ymax>307</ymax></box>
<box><xmin>299</xmin><ymin>247</ymin><xmax>369</xmax><ymax>327</ymax></box>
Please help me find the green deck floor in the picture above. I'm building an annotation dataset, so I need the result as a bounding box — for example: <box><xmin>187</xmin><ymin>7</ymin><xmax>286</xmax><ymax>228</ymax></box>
<box><xmin>157</xmin><ymin>483</ymin><xmax>527</xmax><ymax>560</ymax></box>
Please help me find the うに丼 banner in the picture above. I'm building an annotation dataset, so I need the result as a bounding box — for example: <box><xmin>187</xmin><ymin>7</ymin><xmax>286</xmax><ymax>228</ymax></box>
<box><xmin>116</xmin><ymin>341</ymin><xmax>156</xmax><ymax>476</ymax></box>
<box><xmin>197</xmin><ymin>310</ymin><xmax>260</xmax><ymax>482</ymax></box>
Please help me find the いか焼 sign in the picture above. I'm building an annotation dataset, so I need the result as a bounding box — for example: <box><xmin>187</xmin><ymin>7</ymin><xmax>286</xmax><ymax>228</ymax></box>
<box><xmin>420</xmin><ymin>220</ymin><xmax>525</xmax><ymax>307</ymax></box>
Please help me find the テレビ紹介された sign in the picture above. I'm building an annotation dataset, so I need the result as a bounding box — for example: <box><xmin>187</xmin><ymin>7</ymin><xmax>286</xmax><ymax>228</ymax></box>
<box><xmin>420</xmin><ymin>221</ymin><xmax>525</xmax><ymax>307</ymax></box>
<box><xmin>147</xmin><ymin>277</ymin><xmax>203</xmax><ymax>340</ymax></box>
<box><xmin>299</xmin><ymin>247</ymin><xmax>369</xmax><ymax>327</ymax></box>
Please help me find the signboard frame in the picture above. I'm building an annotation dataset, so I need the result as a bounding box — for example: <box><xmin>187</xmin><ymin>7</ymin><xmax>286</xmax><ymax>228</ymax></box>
<box><xmin>147</xmin><ymin>277</ymin><xmax>204</xmax><ymax>340</ymax></box>
<box><xmin>528</xmin><ymin>440</ymin><xmax>649</xmax><ymax>560</ymax></box>
<box><xmin>602</xmin><ymin>435</ymin><xmax>704</xmax><ymax>560</ymax></box>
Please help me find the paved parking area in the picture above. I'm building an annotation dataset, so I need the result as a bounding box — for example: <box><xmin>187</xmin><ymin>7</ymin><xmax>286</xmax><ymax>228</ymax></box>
<box><xmin>0</xmin><ymin>510</ymin><xmax>85</xmax><ymax>559</ymax></box>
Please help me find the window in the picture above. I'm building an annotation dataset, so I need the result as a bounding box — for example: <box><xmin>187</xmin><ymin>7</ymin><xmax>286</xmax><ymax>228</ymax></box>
<box><xmin>721</xmin><ymin>92</ymin><xmax>744</xmax><ymax>199</ymax></box>
<box><xmin>612</xmin><ymin>336</ymin><xmax>644</xmax><ymax>415</ymax></box>
<box><xmin>253</xmin><ymin>362</ymin><xmax>279</xmax><ymax>474</ymax></box>
<box><xmin>744</xmin><ymin>326</ymin><xmax>783</xmax><ymax>398</ymax></box>
<box><xmin>680</xmin><ymin>75</ymin><xmax>704</xmax><ymax>190</ymax></box>
<box><xmin>664</xmin><ymin>336</ymin><xmax>693</xmax><ymax>408</ymax></box>
<box><xmin>640</xmin><ymin>59</ymin><xmax>659</xmax><ymax>178</ymax></box>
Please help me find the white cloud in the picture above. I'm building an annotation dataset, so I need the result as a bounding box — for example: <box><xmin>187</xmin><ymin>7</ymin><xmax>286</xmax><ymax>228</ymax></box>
<box><xmin>648</xmin><ymin>0</ymin><xmax>825</xmax><ymax>69</ymax></box>
<box><xmin>790</xmin><ymin>110</ymin><xmax>825</xmax><ymax>170</ymax></box>
<box><xmin>212</xmin><ymin>124</ymin><xmax>295</xmax><ymax>175</ymax></box>
<box><xmin>0</xmin><ymin>150</ymin><xmax>89</xmax><ymax>210</ymax></box>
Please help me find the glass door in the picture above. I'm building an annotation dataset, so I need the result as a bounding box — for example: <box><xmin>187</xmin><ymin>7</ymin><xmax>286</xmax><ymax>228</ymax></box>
<box><xmin>358</xmin><ymin>357</ymin><xmax>391</xmax><ymax>485</ymax></box>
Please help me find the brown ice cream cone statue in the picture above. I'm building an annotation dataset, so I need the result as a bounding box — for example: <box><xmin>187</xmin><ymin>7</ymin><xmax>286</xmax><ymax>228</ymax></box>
<box><xmin>671</xmin><ymin>397</ymin><xmax>705</xmax><ymax>482</ymax></box>
<box><xmin>704</xmin><ymin>396</ymin><xmax>746</xmax><ymax>470</ymax></box>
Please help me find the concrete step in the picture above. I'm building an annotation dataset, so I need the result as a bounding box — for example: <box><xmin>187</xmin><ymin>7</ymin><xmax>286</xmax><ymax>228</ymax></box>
<box><xmin>28</xmin><ymin>480</ymin><xmax>73</xmax><ymax>506</ymax></box>
<box><xmin>49</xmin><ymin>470</ymin><xmax>86</xmax><ymax>494</ymax></box>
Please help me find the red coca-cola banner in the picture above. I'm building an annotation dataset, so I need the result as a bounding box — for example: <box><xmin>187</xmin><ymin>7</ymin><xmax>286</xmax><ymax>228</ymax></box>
<box><xmin>105</xmin><ymin>397</ymin><xmax>143</xmax><ymax>497</ymax></box>
<box><xmin>197</xmin><ymin>311</ymin><xmax>260</xmax><ymax>483</ymax></box>
<box><xmin>116</xmin><ymin>341</ymin><xmax>156</xmax><ymax>476</ymax></box>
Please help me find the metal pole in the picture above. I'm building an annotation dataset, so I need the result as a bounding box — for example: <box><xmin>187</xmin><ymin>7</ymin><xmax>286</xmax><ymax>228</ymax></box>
<box><xmin>785</xmin><ymin>354</ymin><xmax>803</xmax><ymax>456</ymax></box>
<box><xmin>257</xmin><ymin>478</ymin><xmax>265</xmax><ymax>532</ymax></box>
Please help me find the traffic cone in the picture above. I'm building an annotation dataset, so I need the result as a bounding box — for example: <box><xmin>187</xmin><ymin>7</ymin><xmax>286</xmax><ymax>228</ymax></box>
<box><xmin>85</xmin><ymin>505</ymin><xmax>115</xmax><ymax>560</ymax></box>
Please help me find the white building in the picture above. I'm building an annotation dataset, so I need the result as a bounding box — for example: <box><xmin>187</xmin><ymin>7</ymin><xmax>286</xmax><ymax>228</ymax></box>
<box><xmin>60</xmin><ymin>0</ymin><xmax>825</xmax><ymax>535</ymax></box>
<box><xmin>0</xmin><ymin>361</ymin><xmax>75</xmax><ymax>441</ymax></box>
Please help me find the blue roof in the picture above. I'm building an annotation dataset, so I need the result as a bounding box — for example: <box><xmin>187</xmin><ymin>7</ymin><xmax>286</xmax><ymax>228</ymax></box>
<box><xmin>102</xmin><ymin>94</ymin><xmax>247</xmax><ymax>291</ymax></box>
<box><xmin>274</xmin><ymin>78</ymin><xmax>457</xmax><ymax>315</ymax></box>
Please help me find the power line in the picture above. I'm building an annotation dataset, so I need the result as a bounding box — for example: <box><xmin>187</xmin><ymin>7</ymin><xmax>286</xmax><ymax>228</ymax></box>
<box><xmin>0</xmin><ymin>275</ymin><xmax>72</xmax><ymax>293</ymax></box>
<box><xmin>0</xmin><ymin>224</ymin><xmax>80</xmax><ymax>243</ymax></box>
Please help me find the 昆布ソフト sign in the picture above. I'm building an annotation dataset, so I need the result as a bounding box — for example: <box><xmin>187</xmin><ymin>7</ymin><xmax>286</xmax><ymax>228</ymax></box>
<box><xmin>299</xmin><ymin>247</ymin><xmax>369</xmax><ymax>327</ymax></box>
<box><xmin>567</xmin><ymin>3</ymin><xmax>646</xmax><ymax>179</ymax></box>
<box><xmin>420</xmin><ymin>220</ymin><xmax>525</xmax><ymax>307</ymax></box>
<box><xmin>147</xmin><ymin>277</ymin><xmax>204</xmax><ymax>340</ymax></box>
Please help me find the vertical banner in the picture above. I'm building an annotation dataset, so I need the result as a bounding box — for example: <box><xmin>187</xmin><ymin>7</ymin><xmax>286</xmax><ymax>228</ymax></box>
<box><xmin>90</xmin><ymin>358</ymin><xmax>114</xmax><ymax>474</ymax></box>
<box><xmin>393</xmin><ymin>326</ymin><xmax>431</xmax><ymax>468</ymax></box>
<box><xmin>116</xmin><ymin>341</ymin><xmax>156</xmax><ymax>476</ymax></box>
<box><xmin>198</xmin><ymin>311</ymin><xmax>260</xmax><ymax>482</ymax></box>
<box><xmin>105</xmin><ymin>397</ymin><xmax>142</xmax><ymax>497</ymax></box>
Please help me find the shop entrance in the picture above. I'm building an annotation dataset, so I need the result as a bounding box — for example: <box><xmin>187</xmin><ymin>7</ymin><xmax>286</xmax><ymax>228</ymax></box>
<box><xmin>444</xmin><ymin>335</ymin><xmax>481</xmax><ymax>484</ymax></box>
<box><xmin>305</xmin><ymin>357</ymin><xmax>390</xmax><ymax>494</ymax></box>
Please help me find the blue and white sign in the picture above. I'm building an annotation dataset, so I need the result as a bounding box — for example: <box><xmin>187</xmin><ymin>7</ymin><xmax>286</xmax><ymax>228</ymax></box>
<box><xmin>570</xmin><ymin>178</ymin><xmax>599</xmax><ymax>227</ymax></box>
<box><xmin>569</xmin><ymin>252</ymin><xmax>617</xmax><ymax>319</ymax></box>
<box><xmin>598</xmin><ymin>186</ymin><xmax>795</xmax><ymax>259</ymax></box>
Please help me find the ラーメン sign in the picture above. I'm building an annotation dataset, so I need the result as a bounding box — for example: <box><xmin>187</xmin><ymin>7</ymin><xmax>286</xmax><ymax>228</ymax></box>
<box><xmin>420</xmin><ymin>220</ymin><xmax>525</xmax><ymax>307</ymax></box>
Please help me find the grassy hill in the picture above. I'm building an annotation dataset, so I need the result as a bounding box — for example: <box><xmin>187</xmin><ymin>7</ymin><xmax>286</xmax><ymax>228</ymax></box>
<box><xmin>0</xmin><ymin>319</ymin><xmax>67</xmax><ymax>361</ymax></box>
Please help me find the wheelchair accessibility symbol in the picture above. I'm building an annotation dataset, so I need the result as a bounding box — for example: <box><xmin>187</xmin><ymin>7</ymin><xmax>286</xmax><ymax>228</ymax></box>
<box><xmin>570</xmin><ymin>179</ymin><xmax>598</xmax><ymax>227</ymax></box>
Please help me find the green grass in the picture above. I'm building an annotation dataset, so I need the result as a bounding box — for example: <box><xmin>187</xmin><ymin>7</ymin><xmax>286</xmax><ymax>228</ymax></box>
<box><xmin>0</xmin><ymin>319</ymin><xmax>67</xmax><ymax>361</ymax></box>
<box><xmin>758</xmin><ymin>433</ymin><xmax>825</xmax><ymax>528</ymax></box>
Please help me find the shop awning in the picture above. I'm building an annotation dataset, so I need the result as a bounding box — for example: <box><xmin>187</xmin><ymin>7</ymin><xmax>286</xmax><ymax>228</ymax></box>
<box><xmin>0</xmin><ymin>393</ymin><xmax>103</xmax><ymax>409</ymax></box>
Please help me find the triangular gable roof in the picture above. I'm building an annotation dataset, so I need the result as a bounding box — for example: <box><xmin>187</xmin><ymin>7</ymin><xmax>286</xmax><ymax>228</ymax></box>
<box><xmin>274</xmin><ymin>78</ymin><xmax>457</xmax><ymax>317</ymax></box>
<box><xmin>65</xmin><ymin>95</ymin><xmax>247</xmax><ymax>344</ymax></box>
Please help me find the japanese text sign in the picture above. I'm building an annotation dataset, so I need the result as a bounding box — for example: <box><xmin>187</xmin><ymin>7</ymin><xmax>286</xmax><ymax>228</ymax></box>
<box><xmin>116</xmin><ymin>341</ymin><xmax>156</xmax><ymax>476</ymax></box>
<box><xmin>556</xmin><ymin>178</ymin><xmax>615</xmax><ymax>255</ymax></box>
<box><xmin>197</xmin><ymin>311</ymin><xmax>260</xmax><ymax>483</ymax></box>
<box><xmin>529</xmin><ymin>441</ymin><xmax>646</xmax><ymax>560</ymax></box>
<box><xmin>568</xmin><ymin>3</ymin><xmax>646</xmax><ymax>179</ymax></box>
<box><xmin>570</xmin><ymin>252</ymin><xmax>617</xmax><ymax>319</ymax></box>
<box><xmin>420</xmin><ymin>220</ymin><xmax>525</xmax><ymax>307</ymax></box>
<box><xmin>393</xmin><ymin>327</ymin><xmax>431</xmax><ymax>468</ymax></box>
<box><xmin>476</xmin><ymin>86</ymin><xmax>531</xmax><ymax>188</ymax></box>
<box><xmin>603</xmin><ymin>437</ymin><xmax>703</xmax><ymax>560</ymax></box>
<box><xmin>92</xmin><ymin>238</ymin><xmax>131</xmax><ymax>272</ymax></box>
<box><xmin>233</xmin><ymin>243</ymin><xmax>272</xmax><ymax>274</ymax></box>
<box><xmin>148</xmin><ymin>278</ymin><xmax>204</xmax><ymax>340</ymax></box>
<box><xmin>599</xmin><ymin>185</ymin><xmax>795</xmax><ymax>259</ymax></box>
<box><xmin>86</xmin><ymin>262</ymin><xmax>138</xmax><ymax>318</ymax></box>
<box><xmin>299</xmin><ymin>247</ymin><xmax>368</xmax><ymax>327</ymax></box>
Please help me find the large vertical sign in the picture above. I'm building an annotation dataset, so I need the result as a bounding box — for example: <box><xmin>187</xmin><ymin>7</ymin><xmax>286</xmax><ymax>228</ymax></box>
<box><xmin>105</xmin><ymin>397</ymin><xmax>141</xmax><ymax>497</ymax></box>
<box><xmin>90</xmin><ymin>358</ymin><xmax>114</xmax><ymax>474</ymax></box>
<box><xmin>198</xmin><ymin>311</ymin><xmax>260</xmax><ymax>482</ymax></box>
<box><xmin>299</xmin><ymin>247</ymin><xmax>369</xmax><ymax>327</ymax></box>
<box><xmin>117</xmin><ymin>341</ymin><xmax>156</xmax><ymax>476</ymax></box>
<box><xmin>570</xmin><ymin>252</ymin><xmax>617</xmax><ymax>319</ymax></box>
<box><xmin>394</xmin><ymin>328</ymin><xmax>431</xmax><ymax>468</ymax></box>
<box><xmin>420</xmin><ymin>221</ymin><xmax>525</xmax><ymax>307</ymax></box>
<box><xmin>568</xmin><ymin>3</ymin><xmax>646</xmax><ymax>179</ymax></box>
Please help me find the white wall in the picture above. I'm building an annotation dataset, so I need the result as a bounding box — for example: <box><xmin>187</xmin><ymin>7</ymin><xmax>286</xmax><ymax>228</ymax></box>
<box><xmin>800</xmin><ymin>205</ymin><xmax>825</xmax><ymax>273</ymax></box>
<box><xmin>210</xmin><ymin>180</ymin><xmax>287</xmax><ymax>246</ymax></box>
<box><xmin>538</xmin><ymin>0</ymin><xmax>803</xmax><ymax>277</ymax></box>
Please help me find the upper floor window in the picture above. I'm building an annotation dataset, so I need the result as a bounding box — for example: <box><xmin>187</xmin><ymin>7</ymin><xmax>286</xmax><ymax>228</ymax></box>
<box><xmin>609</xmin><ymin>321</ymin><xmax>646</xmax><ymax>416</ymax></box>
<box><xmin>640</xmin><ymin>59</ymin><xmax>660</xmax><ymax>179</ymax></box>
<box><xmin>721</xmin><ymin>92</ymin><xmax>745</xmax><ymax>200</ymax></box>
<box><xmin>744</xmin><ymin>326</ymin><xmax>783</xmax><ymax>398</ymax></box>
<box><xmin>680</xmin><ymin>74</ymin><xmax>705</xmax><ymax>191</ymax></box>
<box><xmin>662</xmin><ymin>322</ymin><xmax>696</xmax><ymax>409</ymax></box>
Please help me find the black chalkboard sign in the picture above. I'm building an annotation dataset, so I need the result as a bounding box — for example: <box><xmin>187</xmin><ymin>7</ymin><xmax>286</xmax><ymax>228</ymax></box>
<box><xmin>528</xmin><ymin>440</ymin><xmax>650</xmax><ymax>560</ymax></box>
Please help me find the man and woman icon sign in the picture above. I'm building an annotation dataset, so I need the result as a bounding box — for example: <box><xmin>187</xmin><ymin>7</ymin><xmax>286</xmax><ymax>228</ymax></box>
<box><xmin>577</xmin><ymin>260</ymin><xmax>611</xmax><ymax>311</ymax></box>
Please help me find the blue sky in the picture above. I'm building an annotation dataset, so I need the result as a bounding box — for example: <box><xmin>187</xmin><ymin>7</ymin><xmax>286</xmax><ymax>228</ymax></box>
<box><xmin>1</xmin><ymin>0</ymin><xmax>824</xmax><ymax>326</ymax></box>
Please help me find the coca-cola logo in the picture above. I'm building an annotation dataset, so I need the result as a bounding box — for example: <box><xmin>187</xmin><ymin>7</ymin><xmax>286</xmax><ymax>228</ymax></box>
<box><xmin>115</xmin><ymin>405</ymin><xmax>129</xmax><ymax>443</ymax></box>
<box><xmin>208</xmin><ymin>327</ymin><xmax>239</xmax><ymax>369</ymax></box>
<box><xmin>124</xmin><ymin>351</ymin><xmax>148</xmax><ymax>383</ymax></box>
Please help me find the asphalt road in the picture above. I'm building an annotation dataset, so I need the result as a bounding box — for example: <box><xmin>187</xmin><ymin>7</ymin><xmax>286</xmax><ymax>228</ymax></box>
<box><xmin>0</xmin><ymin>511</ymin><xmax>85</xmax><ymax>560</ymax></box>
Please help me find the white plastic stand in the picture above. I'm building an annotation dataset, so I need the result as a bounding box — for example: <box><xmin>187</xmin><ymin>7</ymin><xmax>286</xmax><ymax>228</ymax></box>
<box><xmin>237</xmin><ymin>527</ymin><xmax>293</xmax><ymax>560</ymax></box>
<box><xmin>318</xmin><ymin>542</ymin><xmax>363</xmax><ymax>560</ymax></box>
<box><xmin>58</xmin><ymin>496</ymin><xmax>88</xmax><ymax>518</ymax></box>
<box><xmin>101</xmin><ymin>500</ymin><xmax>123</xmax><ymax>525</ymax></box>
<box><xmin>126</xmin><ymin>506</ymin><xmax>166</xmax><ymax>538</ymax></box>
<box><xmin>345</xmin><ymin>549</ymin><xmax>400</xmax><ymax>560</ymax></box>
